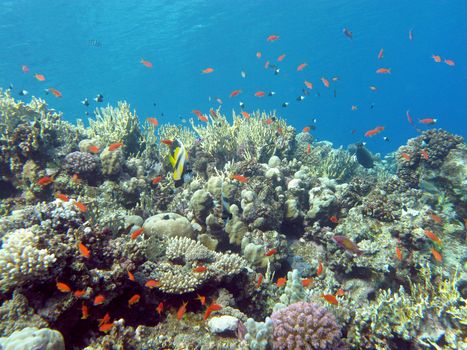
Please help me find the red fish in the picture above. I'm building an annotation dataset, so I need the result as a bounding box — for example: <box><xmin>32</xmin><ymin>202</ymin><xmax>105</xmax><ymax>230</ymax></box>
<box><xmin>432</xmin><ymin>55</ymin><xmax>442</xmax><ymax>63</ymax></box>
<box><xmin>364</xmin><ymin>126</ymin><xmax>384</xmax><ymax>137</ymax></box>
<box><xmin>81</xmin><ymin>302</ymin><xmax>89</xmax><ymax>319</ymax></box>
<box><xmin>177</xmin><ymin>301</ymin><xmax>188</xmax><ymax>320</ymax></box>
<box><xmin>332</xmin><ymin>235</ymin><xmax>363</xmax><ymax>255</ymax></box>
<box><xmin>147</xmin><ymin>117</ymin><xmax>159</xmax><ymax>126</ymax></box>
<box><xmin>267</xmin><ymin>35</ymin><xmax>279</xmax><ymax>42</ymax></box>
<box><xmin>152</xmin><ymin>176</ymin><xmax>162</xmax><ymax>185</ymax></box>
<box><xmin>254</xmin><ymin>91</ymin><xmax>266</xmax><ymax>97</ymax></box>
<box><xmin>34</xmin><ymin>73</ymin><xmax>45</xmax><ymax>81</ymax></box>
<box><xmin>73</xmin><ymin>201</ymin><xmax>87</xmax><ymax>213</ymax></box>
<box><xmin>401</xmin><ymin>153</ymin><xmax>411</xmax><ymax>161</ymax></box>
<box><xmin>276</xmin><ymin>277</ymin><xmax>286</xmax><ymax>287</ymax></box>
<box><xmin>264</xmin><ymin>60</ymin><xmax>269</xmax><ymax>69</ymax></box>
<box><xmin>94</xmin><ymin>294</ymin><xmax>105</xmax><ymax>306</ymax></box>
<box><xmin>232</xmin><ymin>174</ymin><xmax>248</xmax><ymax>183</ymax></box>
<box><xmin>301</xmin><ymin>278</ymin><xmax>313</xmax><ymax>287</ymax></box>
<box><xmin>307</xmin><ymin>143</ymin><xmax>311</xmax><ymax>154</ymax></box>
<box><xmin>431</xmin><ymin>248</ymin><xmax>442</xmax><ymax>262</ymax></box>
<box><xmin>196</xmin><ymin>294</ymin><xmax>206</xmax><ymax>306</ymax></box>
<box><xmin>78</xmin><ymin>242</ymin><xmax>90</xmax><ymax>258</ymax></box>
<box><xmin>256</xmin><ymin>51</ymin><xmax>262</xmax><ymax>58</ymax></box>
<box><xmin>140</xmin><ymin>58</ymin><xmax>153</xmax><ymax>68</ymax></box>
<box><xmin>321</xmin><ymin>77</ymin><xmax>330</xmax><ymax>87</ymax></box>
<box><xmin>55</xmin><ymin>193</ymin><xmax>70</xmax><ymax>202</ymax></box>
<box><xmin>395</xmin><ymin>246</ymin><xmax>403</xmax><ymax>261</ymax></box>
<box><xmin>21</xmin><ymin>65</ymin><xmax>29</xmax><ymax>73</ymax></box>
<box><xmin>229</xmin><ymin>89</ymin><xmax>242</xmax><ymax>98</ymax></box>
<box><xmin>329</xmin><ymin>215</ymin><xmax>338</xmax><ymax>224</ymax></box>
<box><xmin>321</xmin><ymin>294</ymin><xmax>338</xmax><ymax>305</ymax></box>
<box><xmin>204</xmin><ymin>303</ymin><xmax>222</xmax><ymax>320</ymax></box>
<box><xmin>406</xmin><ymin>110</ymin><xmax>413</xmax><ymax>124</ymax></box>
<box><xmin>160</xmin><ymin>139</ymin><xmax>173</xmax><ymax>146</ymax></box>
<box><xmin>56</xmin><ymin>282</ymin><xmax>72</xmax><ymax>293</ymax></box>
<box><xmin>302</xmin><ymin>126</ymin><xmax>311</xmax><ymax>133</ymax></box>
<box><xmin>297</xmin><ymin>63</ymin><xmax>307</xmax><ymax>71</ymax></box>
<box><xmin>98</xmin><ymin>312</ymin><xmax>111</xmax><ymax>327</ymax></box>
<box><xmin>277</xmin><ymin>54</ymin><xmax>286</xmax><ymax>62</ymax></box>
<box><xmin>304</xmin><ymin>80</ymin><xmax>313</xmax><ymax>89</ymax></box>
<box><xmin>420</xmin><ymin>149</ymin><xmax>429</xmax><ymax>160</ymax></box>
<box><xmin>145</xmin><ymin>279</ymin><xmax>161</xmax><ymax>288</ymax></box>
<box><xmin>444</xmin><ymin>59</ymin><xmax>455</xmax><ymax>66</ymax></box>
<box><xmin>108</xmin><ymin>142</ymin><xmax>123</xmax><ymax>151</ymax></box>
<box><xmin>73</xmin><ymin>290</ymin><xmax>86</xmax><ymax>298</ymax></box>
<box><xmin>317</xmin><ymin>260</ymin><xmax>323</xmax><ymax>276</ymax></box>
<box><xmin>99</xmin><ymin>323</ymin><xmax>114</xmax><ymax>333</ymax></box>
<box><xmin>193</xmin><ymin>266</ymin><xmax>207</xmax><ymax>273</ymax></box>
<box><xmin>128</xmin><ymin>270</ymin><xmax>135</xmax><ymax>281</ymax></box>
<box><xmin>88</xmin><ymin>145</ymin><xmax>100</xmax><ymax>154</ymax></box>
<box><xmin>202</xmin><ymin>67</ymin><xmax>214</xmax><ymax>74</ymax></box>
<box><xmin>192</xmin><ymin>109</ymin><xmax>203</xmax><ymax>117</ymax></box>
<box><xmin>37</xmin><ymin>176</ymin><xmax>54</xmax><ymax>186</ymax></box>
<box><xmin>128</xmin><ymin>294</ymin><xmax>141</xmax><ymax>307</ymax></box>
<box><xmin>378</xmin><ymin>48</ymin><xmax>384</xmax><ymax>60</ymax></box>
<box><xmin>131</xmin><ymin>227</ymin><xmax>144</xmax><ymax>240</ymax></box>
<box><xmin>48</xmin><ymin>88</ymin><xmax>62</xmax><ymax>98</ymax></box>
<box><xmin>424</xmin><ymin>229</ymin><xmax>442</xmax><ymax>244</ymax></box>
<box><xmin>429</xmin><ymin>213</ymin><xmax>442</xmax><ymax>224</ymax></box>
<box><xmin>256</xmin><ymin>273</ymin><xmax>263</xmax><ymax>289</ymax></box>
<box><xmin>376</xmin><ymin>68</ymin><xmax>391</xmax><ymax>74</ymax></box>
<box><xmin>419</xmin><ymin>118</ymin><xmax>437</xmax><ymax>125</ymax></box>
<box><xmin>265</xmin><ymin>248</ymin><xmax>277</xmax><ymax>256</ymax></box>
<box><xmin>241</xmin><ymin>111</ymin><xmax>250</xmax><ymax>119</ymax></box>
<box><xmin>156</xmin><ymin>302</ymin><xmax>164</xmax><ymax>315</ymax></box>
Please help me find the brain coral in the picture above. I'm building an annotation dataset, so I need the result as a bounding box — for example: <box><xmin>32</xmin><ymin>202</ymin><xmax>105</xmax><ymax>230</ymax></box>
<box><xmin>270</xmin><ymin>301</ymin><xmax>344</xmax><ymax>350</ymax></box>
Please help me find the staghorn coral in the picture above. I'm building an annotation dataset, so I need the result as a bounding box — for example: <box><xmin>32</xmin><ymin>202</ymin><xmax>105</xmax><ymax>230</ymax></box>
<box><xmin>0</xmin><ymin>227</ymin><xmax>57</xmax><ymax>292</ymax></box>
<box><xmin>270</xmin><ymin>301</ymin><xmax>344</xmax><ymax>350</ymax></box>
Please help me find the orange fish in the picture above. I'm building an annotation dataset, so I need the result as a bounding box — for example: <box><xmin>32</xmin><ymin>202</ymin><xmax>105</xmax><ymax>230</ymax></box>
<box><xmin>444</xmin><ymin>59</ymin><xmax>455</xmax><ymax>66</ymax></box>
<box><xmin>276</xmin><ymin>277</ymin><xmax>287</xmax><ymax>287</ymax></box>
<box><xmin>128</xmin><ymin>294</ymin><xmax>141</xmax><ymax>307</ymax></box>
<box><xmin>98</xmin><ymin>312</ymin><xmax>111</xmax><ymax>326</ymax></box>
<box><xmin>21</xmin><ymin>65</ymin><xmax>29</xmax><ymax>73</ymax></box>
<box><xmin>108</xmin><ymin>142</ymin><xmax>123</xmax><ymax>151</ymax></box>
<box><xmin>241</xmin><ymin>111</ymin><xmax>250</xmax><ymax>119</ymax></box>
<box><xmin>406</xmin><ymin>110</ymin><xmax>414</xmax><ymax>124</ymax></box>
<box><xmin>321</xmin><ymin>77</ymin><xmax>330</xmax><ymax>87</ymax></box>
<box><xmin>302</xmin><ymin>126</ymin><xmax>311</xmax><ymax>133</ymax></box>
<box><xmin>321</xmin><ymin>294</ymin><xmax>338</xmax><ymax>305</ymax></box>
<box><xmin>277</xmin><ymin>54</ymin><xmax>286</xmax><ymax>62</ymax></box>
<box><xmin>193</xmin><ymin>266</ymin><xmax>207</xmax><ymax>273</ymax></box>
<box><xmin>232</xmin><ymin>174</ymin><xmax>248</xmax><ymax>183</ymax></box>
<box><xmin>140</xmin><ymin>58</ymin><xmax>153</xmax><ymax>68</ymax></box>
<box><xmin>332</xmin><ymin>235</ymin><xmax>363</xmax><ymax>255</ymax></box>
<box><xmin>99</xmin><ymin>323</ymin><xmax>114</xmax><ymax>333</ymax></box>
<box><xmin>376</xmin><ymin>68</ymin><xmax>391</xmax><ymax>74</ymax></box>
<box><xmin>48</xmin><ymin>88</ymin><xmax>62</xmax><ymax>98</ymax></box>
<box><xmin>192</xmin><ymin>109</ymin><xmax>203</xmax><ymax>117</ymax></box>
<box><xmin>317</xmin><ymin>260</ymin><xmax>323</xmax><ymax>276</ymax></box>
<box><xmin>177</xmin><ymin>301</ymin><xmax>188</xmax><ymax>320</ymax></box>
<box><xmin>156</xmin><ymin>302</ymin><xmax>164</xmax><ymax>315</ymax></box>
<box><xmin>74</xmin><ymin>201</ymin><xmax>87</xmax><ymax>213</ymax></box>
<box><xmin>88</xmin><ymin>145</ymin><xmax>100</xmax><ymax>154</ymax></box>
<box><xmin>429</xmin><ymin>213</ymin><xmax>442</xmax><ymax>224</ymax></box>
<box><xmin>401</xmin><ymin>153</ymin><xmax>411</xmax><ymax>161</ymax></box>
<box><xmin>418</xmin><ymin>118</ymin><xmax>437</xmax><ymax>125</ymax></box>
<box><xmin>203</xmin><ymin>303</ymin><xmax>222</xmax><ymax>320</ymax></box>
<box><xmin>336</xmin><ymin>288</ymin><xmax>345</xmax><ymax>296</ymax></box>
<box><xmin>364</xmin><ymin>126</ymin><xmax>384</xmax><ymax>137</ymax></box>
<box><xmin>424</xmin><ymin>229</ymin><xmax>442</xmax><ymax>244</ymax></box>
<box><xmin>297</xmin><ymin>63</ymin><xmax>308</xmax><ymax>71</ymax></box>
<box><xmin>395</xmin><ymin>246</ymin><xmax>402</xmax><ymax>261</ymax></box>
<box><xmin>256</xmin><ymin>51</ymin><xmax>262</xmax><ymax>58</ymax></box>
<box><xmin>229</xmin><ymin>89</ymin><xmax>242</xmax><ymax>97</ymax></box>
<box><xmin>34</xmin><ymin>73</ymin><xmax>45</xmax><ymax>81</ymax></box>
<box><xmin>432</xmin><ymin>55</ymin><xmax>442</xmax><ymax>63</ymax></box>
<box><xmin>131</xmin><ymin>227</ymin><xmax>144</xmax><ymax>240</ymax></box>
<box><xmin>55</xmin><ymin>193</ymin><xmax>70</xmax><ymax>202</ymax></box>
<box><xmin>378</xmin><ymin>48</ymin><xmax>384</xmax><ymax>60</ymax></box>
<box><xmin>198</xmin><ymin>114</ymin><xmax>209</xmax><ymax>122</ymax></box>
<box><xmin>78</xmin><ymin>242</ymin><xmax>90</xmax><ymax>258</ymax></box>
<box><xmin>256</xmin><ymin>273</ymin><xmax>263</xmax><ymax>289</ymax></box>
<box><xmin>93</xmin><ymin>294</ymin><xmax>105</xmax><ymax>306</ymax></box>
<box><xmin>431</xmin><ymin>248</ymin><xmax>442</xmax><ymax>262</ymax></box>
<box><xmin>202</xmin><ymin>67</ymin><xmax>214</xmax><ymax>74</ymax></box>
<box><xmin>160</xmin><ymin>139</ymin><xmax>173</xmax><ymax>146</ymax></box>
<box><xmin>307</xmin><ymin>143</ymin><xmax>311</xmax><ymax>154</ymax></box>
<box><xmin>37</xmin><ymin>176</ymin><xmax>54</xmax><ymax>186</ymax></box>
<box><xmin>301</xmin><ymin>278</ymin><xmax>313</xmax><ymax>287</ymax></box>
<box><xmin>265</xmin><ymin>248</ymin><xmax>277</xmax><ymax>256</ymax></box>
<box><xmin>56</xmin><ymin>282</ymin><xmax>72</xmax><ymax>293</ymax></box>
<box><xmin>151</xmin><ymin>176</ymin><xmax>163</xmax><ymax>185</ymax></box>
<box><xmin>196</xmin><ymin>294</ymin><xmax>206</xmax><ymax>306</ymax></box>
<box><xmin>71</xmin><ymin>173</ymin><xmax>80</xmax><ymax>183</ymax></box>
<box><xmin>421</xmin><ymin>149</ymin><xmax>429</xmax><ymax>160</ymax></box>
<box><xmin>73</xmin><ymin>290</ymin><xmax>86</xmax><ymax>298</ymax></box>
<box><xmin>267</xmin><ymin>35</ymin><xmax>279</xmax><ymax>42</ymax></box>
<box><xmin>147</xmin><ymin>117</ymin><xmax>159</xmax><ymax>126</ymax></box>
<box><xmin>264</xmin><ymin>60</ymin><xmax>270</xmax><ymax>69</ymax></box>
<box><xmin>265</xmin><ymin>118</ymin><xmax>273</xmax><ymax>125</ymax></box>
<box><xmin>145</xmin><ymin>279</ymin><xmax>161</xmax><ymax>288</ymax></box>
<box><xmin>304</xmin><ymin>80</ymin><xmax>313</xmax><ymax>89</ymax></box>
<box><xmin>128</xmin><ymin>270</ymin><xmax>135</xmax><ymax>281</ymax></box>
<box><xmin>329</xmin><ymin>215</ymin><xmax>338</xmax><ymax>224</ymax></box>
<box><xmin>81</xmin><ymin>302</ymin><xmax>89</xmax><ymax>319</ymax></box>
<box><xmin>254</xmin><ymin>91</ymin><xmax>266</xmax><ymax>97</ymax></box>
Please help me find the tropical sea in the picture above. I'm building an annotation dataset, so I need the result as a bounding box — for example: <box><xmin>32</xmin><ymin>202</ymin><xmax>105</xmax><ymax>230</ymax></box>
<box><xmin>0</xmin><ymin>0</ymin><xmax>466</xmax><ymax>155</ymax></box>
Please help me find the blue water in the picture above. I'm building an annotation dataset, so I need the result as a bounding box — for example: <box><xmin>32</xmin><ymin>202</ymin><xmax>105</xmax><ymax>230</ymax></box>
<box><xmin>1</xmin><ymin>0</ymin><xmax>466</xmax><ymax>155</ymax></box>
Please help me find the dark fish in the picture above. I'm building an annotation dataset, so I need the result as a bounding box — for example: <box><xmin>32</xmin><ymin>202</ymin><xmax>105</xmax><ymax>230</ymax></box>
<box><xmin>81</xmin><ymin>98</ymin><xmax>89</xmax><ymax>106</ymax></box>
<box><xmin>274</xmin><ymin>68</ymin><xmax>280</xmax><ymax>75</ymax></box>
<box><xmin>94</xmin><ymin>94</ymin><xmax>104</xmax><ymax>102</ymax></box>
<box><xmin>239</xmin><ymin>101</ymin><xmax>245</xmax><ymax>109</ymax></box>
<box><xmin>333</xmin><ymin>89</ymin><xmax>337</xmax><ymax>97</ymax></box>
<box><xmin>18</xmin><ymin>89</ymin><xmax>28</xmax><ymax>96</ymax></box>
<box><xmin>88</xmin><ymin>39</ymin><xmax>102</xmax><ymax>47</ymax></box>
<box><xmin>302</xmin><ymin>88</ymin><xmax>310</xmax><ymax>96</ymax></box>
<box><xmin>383</xmin><ymin>136</ymin><xmax>390</xmax><ymax>142</ymax></box>
<box><xmin>268</xmin><ymin>91</ymin><xmax>276</xmax><ymax>96</ymax></box>
<box><xmin>355</xmin><ymin>143</ymin><xmax>374</xmax><ymax>168</ymax></box>
<box><xmin>296</xmin><ymin>95</ymin><xmax>305</xmax><ymax>101</ymax></box>
<box><xmin>370</xmin><ymin>103</ymin><xmax>375</xmax><ymax>109</ymax></box>
<box><xmin>343</xmin><ymin>27</ymin><xmax>353</xmax><ymax>39</ymax></box>
<box><xmin>282</xmin><ymin>102</ymin><xmax>289</xmax><ymax>108</ymax></box>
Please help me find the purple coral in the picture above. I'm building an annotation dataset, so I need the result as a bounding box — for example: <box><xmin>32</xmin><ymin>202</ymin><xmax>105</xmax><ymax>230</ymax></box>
<box><xmin>64</xmin><ymin>151</ymin><xmax>101</xmax><ymax>176</ymax></box>
<box><xmin>271</xmin><ymin>301</ymin><xmax>343</xmax><ymax>350</ymax></box>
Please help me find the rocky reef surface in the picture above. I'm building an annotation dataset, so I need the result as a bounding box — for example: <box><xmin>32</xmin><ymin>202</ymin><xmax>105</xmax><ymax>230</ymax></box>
<box><xmin>0</xmin><ymin>89</ymin><xmax>465</xmax><ymax>349</ymax></box>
